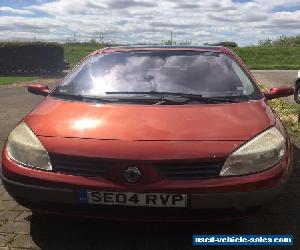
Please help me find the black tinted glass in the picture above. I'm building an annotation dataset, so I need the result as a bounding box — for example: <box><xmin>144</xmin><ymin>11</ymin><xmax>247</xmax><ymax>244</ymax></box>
<box><xmin>56</xmin><ymin>51</ymin><xmax>261</xmax><ymax>99</ymax></box>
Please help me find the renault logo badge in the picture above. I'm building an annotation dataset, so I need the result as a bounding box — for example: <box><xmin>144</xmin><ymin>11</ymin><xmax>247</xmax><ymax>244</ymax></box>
<box><xmin>123</xmin><ymin>166</ymin><xmax>142</xmax><ymax>183</ymax></box>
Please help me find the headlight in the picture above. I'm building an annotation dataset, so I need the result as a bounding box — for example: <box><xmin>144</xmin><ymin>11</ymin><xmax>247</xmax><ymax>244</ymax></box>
<box><xmin>220</xmin><ymin>127</ymin><xmax>286</xmax><ymax>176</ymax></box>
<box><xmin>6</xmin><ymin>122</ymin><xmax>52</xmax><ymax>170</ymax></box>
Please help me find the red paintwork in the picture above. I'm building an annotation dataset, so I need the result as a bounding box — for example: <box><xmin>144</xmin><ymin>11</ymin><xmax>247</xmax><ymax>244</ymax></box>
<box><xmin>2</xmin><ymin>146</ymin><xmax>290</xmax><ymax>193</ymax></box>
<box><xmin>1</xmin><ymin>47</ymin><xmax>294</xmax><ymax>219</ymax></box>
<box><xmin>27</xmin><ymin>84</ymin><xmax>50</xmax><ymax>96</ymax></box>
<box><xmin>24</xmin><ymin>98</ymin><xmax>275</xmax><ymax>141</ymax></box>
<box><xmin>264</xmin><ymin>86</ymin><xmax>295</xmax><ymax>100</ymax></box>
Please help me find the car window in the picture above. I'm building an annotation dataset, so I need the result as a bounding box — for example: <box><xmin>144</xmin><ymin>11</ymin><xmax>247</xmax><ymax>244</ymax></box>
<box><xmin>55</xmin><ymin>51</ymin><xmax>261</xmax><ymax>100</ymax></box>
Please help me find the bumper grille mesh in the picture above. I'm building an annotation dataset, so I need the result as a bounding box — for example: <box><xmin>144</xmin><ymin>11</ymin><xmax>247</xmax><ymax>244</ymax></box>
<box><xmin>158</xmin><ymin>162</ymin><xmax>223</xmax><ymax>180</ymax></box>
<box><xmin>50</xmin><ymin>154</ymin><xmax>111</xmax><ymax>177</ymax></box>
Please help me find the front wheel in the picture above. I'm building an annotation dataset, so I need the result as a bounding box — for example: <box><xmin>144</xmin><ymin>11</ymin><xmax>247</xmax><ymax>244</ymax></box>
<box><xmin>294</xmin><ymin>82</ymin><xmax>300</xmax><ymax>104</ymax></box>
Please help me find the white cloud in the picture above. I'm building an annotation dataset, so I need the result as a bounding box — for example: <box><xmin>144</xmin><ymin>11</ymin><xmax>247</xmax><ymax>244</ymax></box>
<box><xmin>0</xmin><ymin>6</ymin><xmax>33</xmax><ymax>15</ymax></box>
<box><xmin>0</xmin><ymin>0</ymin><xmax>299</xmax><ymax>45</ymax></box>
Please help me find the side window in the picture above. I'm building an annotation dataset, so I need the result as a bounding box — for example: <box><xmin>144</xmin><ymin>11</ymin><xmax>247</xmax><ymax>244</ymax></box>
<box><xmin>230</xmin><ymin>59</ymin><xmax>254</xmax><ymax>95</ymax></box>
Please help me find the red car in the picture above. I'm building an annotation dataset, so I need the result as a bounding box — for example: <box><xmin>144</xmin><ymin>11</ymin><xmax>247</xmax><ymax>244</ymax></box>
<box><xmin>1</xmin><ymin>46</ymin><xmax>295</xmax><ymax>221</ymax></box>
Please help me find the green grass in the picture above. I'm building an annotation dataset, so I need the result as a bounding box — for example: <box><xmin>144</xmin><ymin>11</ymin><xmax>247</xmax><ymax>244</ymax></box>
<box><xmin>63</xmin><ymin>43</ymin><xmax>106</xmax><ymax>68</ymax></box>
<box><xmin>268</xmin><ymin>98</ymin><xmax>300</xmax><ymax>146</ymax></box>
<box><xmin>234</xmin><ymin>46</ymin><xmax>300</xmax><ymax>70</ymax></box>
<box><xmin>0</xmin><ymin>76</ymin><xmax>39</xmax><ymax>86</ymax></box>
<box><xmin>260</xmin><ymin>84</ymin><xmax>300</xmax><ymax>145</ymax></box>
<box><xmin>2</xmin><ymin>44</ymin><xmax>300</xmax><ymax>86</ymax></box>
<box><xmin>63</xmin><ymin>44</ymin><xmax>300</xmax><ymax>70</ymax></box>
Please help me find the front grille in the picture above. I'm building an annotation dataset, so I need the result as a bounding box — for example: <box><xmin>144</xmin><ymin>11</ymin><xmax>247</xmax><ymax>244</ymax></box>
<box><xmin>50</xmin><ymin>154</ymin><xmax>111</xmax><ymax>177</ymax></box>
<box><xmin>158</xmin><ymin>162</ymin><xmax>223</xmax><ymax>180</ymax></box>
<box><xmin>50</xmin><ymin>154</ymin><xmax>222</xmax><ymax>180</ymax></box>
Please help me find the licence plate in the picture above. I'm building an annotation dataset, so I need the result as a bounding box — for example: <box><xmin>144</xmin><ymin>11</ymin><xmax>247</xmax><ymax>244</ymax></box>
<box><xmin>79</xmin><ymin>191</ymin><xmax>187</xmax><ymax>208</ymax></box>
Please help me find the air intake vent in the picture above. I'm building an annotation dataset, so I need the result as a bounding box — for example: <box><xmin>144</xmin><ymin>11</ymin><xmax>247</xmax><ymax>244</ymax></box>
<box><xmin>50</xmin><ymin>154</ymin><xmax>111</xmax><ymax>177</ymax></box>
<box><xmin>158</xmin><ymin>162</ymin><xmax>223</xmax><ymax>180</ymax></box>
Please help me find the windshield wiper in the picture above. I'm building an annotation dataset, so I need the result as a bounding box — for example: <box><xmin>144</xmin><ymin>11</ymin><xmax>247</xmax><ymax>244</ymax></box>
<box><xmin>51</xmin><ymin>93</ymin><xmax>120</xmax><ymax>103</ymax></box>
<box><xmin>51</xmin><ymin>92</ymin><xmax>183</xmax><ymax>104</ymax></box>
<box><xmin>52</xmin><ymin>91</ymin><xmax>240</xmax><ymax>104</ymax></box>
<box><xmin>105</xmin><ymin>91</ymin><xmax>240</xmax><ymax>103</ymax></box>
<box><xmin>105</xmin><ymin>91</ymin><xmax>202</xmax><ymax>98</ymax></box>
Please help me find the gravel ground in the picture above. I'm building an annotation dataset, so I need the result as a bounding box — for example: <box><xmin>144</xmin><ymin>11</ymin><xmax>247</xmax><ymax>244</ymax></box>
<box><xmin>0</xmin><ymin>71</ymin><xmax>299</xmax><ymax>250</ymax></box>
<box><xmin>252</xmin><ymin>70</ymin><xmax>298</xmax><ymax>87</ymax></box>
<box><xmin>252</xmin><ymin>70</ymin><xmax>298</xmax><ymax>103</ymax></box>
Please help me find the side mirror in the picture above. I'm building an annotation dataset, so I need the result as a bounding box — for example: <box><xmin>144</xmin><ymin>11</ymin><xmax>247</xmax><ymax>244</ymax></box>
<box><xmin>27</xmin><ymin>84</ymin><xmax>50</xmax><ymax>96</ymax></box>
<box><xmin>264</xmin><ymin>86</ymin><xmax>294</xmax><ymax>100</ymax></box>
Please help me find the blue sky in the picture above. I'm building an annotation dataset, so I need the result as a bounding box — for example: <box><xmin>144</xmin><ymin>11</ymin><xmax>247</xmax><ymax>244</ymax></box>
<box><xmin>0</xmin><ymin>0</ymin><xmax>53</xmax><ymax>10</ymax></box>
<box><xmin>0</xmin><ymin>0</ymin><xmax>300</xmax><ymax>45</ymax></box>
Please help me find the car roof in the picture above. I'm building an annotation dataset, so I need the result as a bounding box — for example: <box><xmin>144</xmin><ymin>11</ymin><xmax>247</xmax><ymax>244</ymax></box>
<box><xmin>104</xmin><ymin>45</ymin><xmax>222</xmax><ymax>50</ymax></box>
<box><xmin>91</xmin><ymin>45</ymin><xmax>234</xmax><ymax>56</ymax></box>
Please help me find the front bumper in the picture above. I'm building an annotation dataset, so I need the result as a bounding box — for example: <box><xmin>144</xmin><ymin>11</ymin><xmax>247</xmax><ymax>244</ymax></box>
<box><xmin>1</xmin><ymin>171</ymin><xmax>284</xmax><ymax>208</ymax></box>
<box><xmin>1</xmin><ymin>170</ymin><xmax>286</xmax><ymax>221</ymax></box>
<box><xmin>1</xmin><ymin>142</ymin><xmax>293</xmax><ymax>221</ymax></box>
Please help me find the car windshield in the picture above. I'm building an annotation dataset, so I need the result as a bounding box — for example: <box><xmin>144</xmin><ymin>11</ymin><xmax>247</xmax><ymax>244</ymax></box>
<box><xmin>53</xmin><ymin>51</ymin><xmax>261</xmax><ymax>103</ymax></box>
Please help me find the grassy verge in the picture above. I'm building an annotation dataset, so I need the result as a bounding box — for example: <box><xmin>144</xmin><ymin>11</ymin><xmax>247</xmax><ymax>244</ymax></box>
<box><xmin>2</xmin><ymin>44</ymin><xmax>300</xmax><ymax>86</ymax></box>
<box><xmin>234</xmin><ymin>46</ymin><xmax>300</xmax><ymax>70</ymax></box>
<box><xmin>63</xmin><ymin>44</ymin><xmax>300</xmax><ymax>69</ymax></box>
<box><xmin>63</xmin><ymin>43</ymin><xmax>106</xmax><ymax>68</ymax></box>
<box><xmin>260</xmin><ymin>84</ymin><xmax>300</xmax><ymax>145</ymax></box>
<box><xmin>268</xmin><ymin>98</ymin><xmax>300</xmax><ymax>146</ymax></box>
<box><xmin>0</xmin><ymin>76</ymin><xmax>39</xmax><ymax>86</ymax></box>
